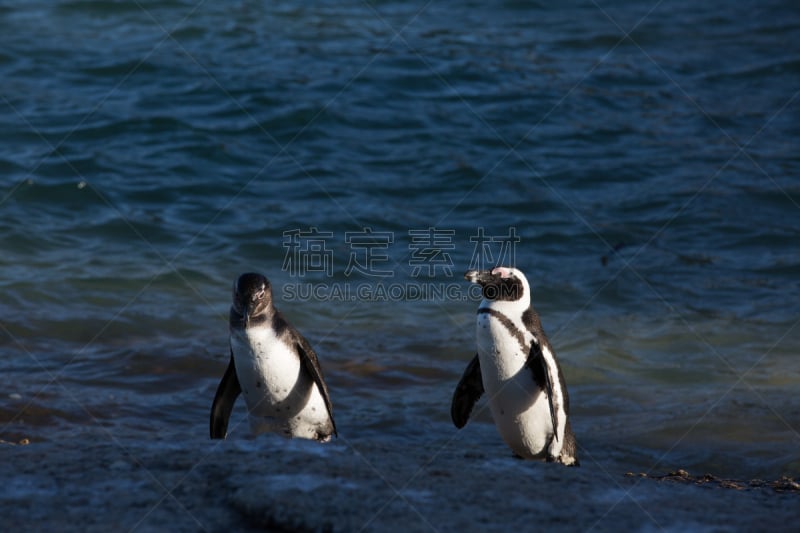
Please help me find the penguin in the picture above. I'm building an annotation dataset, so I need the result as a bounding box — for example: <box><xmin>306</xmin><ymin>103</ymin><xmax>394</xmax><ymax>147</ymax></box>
<box><xmin>451</xmin><ymin>267</ymin><xmax>578</xmax><ymax>465</ymax></box>
<box><xmin>210</xmin><ymin>272</ymin><xmax>337</xmax><ymax>442</ymax></box>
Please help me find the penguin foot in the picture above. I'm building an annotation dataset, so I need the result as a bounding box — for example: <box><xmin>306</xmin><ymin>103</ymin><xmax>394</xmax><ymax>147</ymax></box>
<box><xmin>558</xmin><ymin>455</ymin><xmax>580</xmax><ymax>467</ymax></box>
<box><xmin>315</xmin><ymin>433</ymin><xmax>333</xmax><ymax>443</ymax></box>
<box><xmin>548</xmin><ymin>454</ymin><xmax>579</xmax><ymax>467</ymax></box>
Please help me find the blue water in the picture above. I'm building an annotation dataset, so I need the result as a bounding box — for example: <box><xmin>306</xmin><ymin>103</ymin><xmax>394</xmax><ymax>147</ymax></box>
<box><xmin>1</xmin><ymin>0</ymin><xmax>799</xmax><ymax>489</ymax></box>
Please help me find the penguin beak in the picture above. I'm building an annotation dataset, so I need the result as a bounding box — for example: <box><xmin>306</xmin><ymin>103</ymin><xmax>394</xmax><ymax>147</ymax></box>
<box><xmin>464</xmin><ymin>269</ymin><xmax>498</xmax><ymax>284</ymax></box>
<box><xmin>242</xmin><ymin>302</ymin><xmax>252</xmax><ymax>328</ymax></box>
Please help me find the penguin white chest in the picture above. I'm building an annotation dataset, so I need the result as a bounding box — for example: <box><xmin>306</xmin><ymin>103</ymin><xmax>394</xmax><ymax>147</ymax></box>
<box><xmin>231</xmin><ymin>325</ymin><xmax>302</xmax><ymax>407</ymax></box>
<box><xmin>230</xmin><ymin>325</ymin><xmax>331</xmax><ymax>440</ymax></box>
<box><xmin>476</xmin><ymin>312</ymin><xmax>553</xmax><ymax>458</ymax></box>
<box><xmin>476</xmin><ymin>313</ymin><xmax>527</xmax><ymax>379</ymax></box>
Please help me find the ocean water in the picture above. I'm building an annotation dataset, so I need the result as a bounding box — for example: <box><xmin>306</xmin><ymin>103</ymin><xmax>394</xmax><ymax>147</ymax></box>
<box><xmin>1</xmin><ymin>0</ymin><xmax>799</xmax><ymax>498</ymax></box>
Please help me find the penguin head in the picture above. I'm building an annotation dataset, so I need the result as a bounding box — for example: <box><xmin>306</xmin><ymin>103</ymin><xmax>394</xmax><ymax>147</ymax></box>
<box><xmin>464</xmin><ymin>266</ymin><xmax>529</xmax><ymax>304</ymax></box>
<box><xmin>232</xmin><ymin>272</ymin><xmax>273</xmax><ymax>322</ymax></box>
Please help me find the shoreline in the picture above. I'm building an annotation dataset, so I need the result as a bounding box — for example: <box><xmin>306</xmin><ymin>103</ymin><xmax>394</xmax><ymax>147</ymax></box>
<box><xmin>3</xmin><ymin>434</ymin><xmax>798</xmax><ymax>532</ymax></box>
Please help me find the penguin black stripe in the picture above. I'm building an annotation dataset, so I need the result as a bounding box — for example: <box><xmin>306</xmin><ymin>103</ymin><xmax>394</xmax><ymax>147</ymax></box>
<box><xmin>476</xmin><ymin>307</ymin><xmax>530</xmax><ymax>353</ymax></box>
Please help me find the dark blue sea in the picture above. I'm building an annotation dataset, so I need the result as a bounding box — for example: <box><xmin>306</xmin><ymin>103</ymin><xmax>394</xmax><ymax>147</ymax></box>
<box><xmin>1</xmin><ymin>0</ymin><xmax>799</xmax><ymax>529</ymax></box>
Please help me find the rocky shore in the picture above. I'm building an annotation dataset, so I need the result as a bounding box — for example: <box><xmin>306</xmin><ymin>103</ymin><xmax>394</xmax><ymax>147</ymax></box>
<box><xmin>2</xmin><ymin>432</ymin><xmax>798</xmax><ymax>532</ymax></box>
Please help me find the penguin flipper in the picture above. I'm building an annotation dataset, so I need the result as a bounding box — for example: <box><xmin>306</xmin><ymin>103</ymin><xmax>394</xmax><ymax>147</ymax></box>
<box><xmin>526</xmin><ymin>342</ymin><xmax>559</xmax><ymax>442</ymax></box>
<box><xmin>451</xmin><ymin>354</ymin><xmax>484</xmax><ymax>429</ymax></box>
<box><xmin>296</xmin><ymin>338</ymin><xmax>338</xmax><ymax>437</ymax></box>
<box><xmin>210</xmin><ymin>352</ymin><xmax>241</xmax><ymax>439</ymax></box>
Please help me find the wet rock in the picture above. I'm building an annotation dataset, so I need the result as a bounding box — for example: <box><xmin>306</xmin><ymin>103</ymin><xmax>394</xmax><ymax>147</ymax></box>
<box><xmin>630</xmin><ymin>468</ymin><xmax>800</xmax><ymax>493</ymax></box>
<box><xmin>1</xmin><ymin>436</ymin><xmax>798</xmax><ymax>532</ymax></box>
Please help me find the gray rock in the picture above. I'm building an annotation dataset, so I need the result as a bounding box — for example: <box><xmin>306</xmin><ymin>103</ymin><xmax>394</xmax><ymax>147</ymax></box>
<box><xmin>1</xmin><ymin>433</ymin><xmax>797</xmax><ymax>532</ymax></box>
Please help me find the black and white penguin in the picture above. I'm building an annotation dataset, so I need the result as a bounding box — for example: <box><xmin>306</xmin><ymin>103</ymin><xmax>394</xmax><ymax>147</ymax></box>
<box><xmin>210</xmin><ymin>272</ymin><xmax>337</xmax><ymax>442</ymax></box>
<box><xmin>451</xmin><ymin>267</ymin><xmax>578</xmax><ymax>465</ymax></box>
